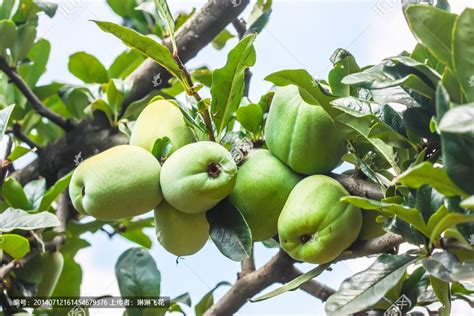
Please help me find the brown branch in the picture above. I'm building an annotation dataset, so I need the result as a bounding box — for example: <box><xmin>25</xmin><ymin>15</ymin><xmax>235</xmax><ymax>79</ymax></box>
<box><xmin>240</xmin><ymin>246</ymin><xmax>255</xmax><ymax>278</ymax></box>
<box><xmin>206</xmin><ymin>232</ymin><xmax>405</xmax><ymax>315</ymax></box>
<box><xmin>330</xmin><ymin>172</ymin><xmax>384</xmax><ymax>200</ymax></box>
<box><xmin>0</xmin><ymin>57</ymin><xmax>72</xmax><ymax>131</ymax></box>
<box><xmin>11</xmin><ymin>123</ymin><xmax>42</xmax><ymax>154</ymax></box>
<box><xmin>0</xmin><ymin>136</ymin><xmax>13</xmax><ymax>190</ymax></box>
<box><xmin>123</xmin><ymin>0</ymin><xmax>250</xmax><ymax>109</ymax></box>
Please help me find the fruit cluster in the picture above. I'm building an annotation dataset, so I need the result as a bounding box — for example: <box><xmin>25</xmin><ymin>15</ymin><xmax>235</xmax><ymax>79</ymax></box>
<box><xmin>69</xmin><ymin>87</ymin><xmax>382</xmax><ymax>264</ymax></box>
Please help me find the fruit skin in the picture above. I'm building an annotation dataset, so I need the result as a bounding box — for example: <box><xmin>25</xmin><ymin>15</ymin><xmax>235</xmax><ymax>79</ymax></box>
<box><xmin>228</xmin><ymin>149</ymin><xmax>301</xmax><ymax>241</ymax></box>
<box><xmin>69</xmin><ymin>145</ymin><xmax>163</xmax><ymax>220</ymax></box>
<box><xmin>154</xmin><ymin>201</ymin><xmax>209</xmax><ymax>256</ymax></box>
<box><xmin>264</xmin><ymin>85</ymin><xmax>344</xmax><ymax>175</ymax></box>
<box><xmin>130</xmin><ymin>100</ymin><xmax>195</xmax><ymax>153</ymax></box>
<box><xmin>358</xmin><ymin>211</ymin><xmax>385</xmax><ymax>240</ymax></box>
<box><xmin>278</xmin><ymin>175</ymin><xmax>362</xmax><ymax>264</ymax></box>
<box><xmin>160</xmin><ymin>141</ymin><xmax>237</xmax><ymax>213</ymax></box>
<box><xmin>37</xmin><ymin>251</ymin><xmax>64</xmax><ymax>297</ymax></box>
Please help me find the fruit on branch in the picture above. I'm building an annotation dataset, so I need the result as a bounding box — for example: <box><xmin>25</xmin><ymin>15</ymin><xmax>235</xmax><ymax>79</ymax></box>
<box><xmin>160</xmin><ymin>141</ymin><xmax>237</xmax><ymax>213</ymax></box>
<box><xmin>130</xmin><ymin>100</ymin><xmax>195</xmax><ymax>154</ymax></box>
<box><xmin>154</xmin><ymin>201</ymin><xmax>209</xmax><ymax>256</ymax></box>
<box><xmin>358</xmin><ymin>211</ymin><xmax>385</xmax><ymax>240</ymax></box>
<box><xmin>265</xmin><ymin>85</ymin><xmax>344</xmax><ymax>175</ymax></box>
<box><xmin>278</xmin><ymin>175</ymin><xmax>362</xmax><ymax>264</ymax></box>
<box><xmin>228</xmin><ymin>149</ymin><xmax>301</xmax><ymax>241</ymax></box>
<box><xmin>69</xmin><ymin>145</ymin><xmax>163</xmax><ymax>220</ymax></box>
<box><xmin>36</xmin><ymin>251</ymin><xmax>64</xmax><ymax>297</ymax></box>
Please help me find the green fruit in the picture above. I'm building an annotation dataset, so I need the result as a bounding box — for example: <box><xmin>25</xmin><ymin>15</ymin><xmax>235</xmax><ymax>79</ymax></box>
<box><xmin>265</xmin><ymin>85</ymin><xmax>344</xmax><ymax>175</ymax></box>
<box><xmin>359</xmin><ymin>211</ymin><xmax>385</xmax><ymax>240</ymax></box>
<box><xmin>278</xmin><ymin>175</ymin><xmax>362</xmax><ymax>264</ymax></box>
<box><xmin>69</xmin><ymin>145</ymin><xmax>163</xmax><ymax>220</ymax></box>
<box><xmin>130</xmin><ymin>100</ymin><xmax>195</xmax><ymax>153</ymax></box>
<box><xmin>37</xmin><ymin>251</ymin><xmax>64</xmax><ymax>297</ymax></box>
<box><xmin>229</xmin><ymin>149</ymin><xmax>301</xmax><ymax>241</ymax></box>
<box><xmin>154</xmin><ymin>201</ymin><xmax>209</xmax><ymax>256</ymax></box>
<box><xmin>160</xmin><ymin>141</ymin><xmax>237</xmax><ymax>213</ymax></box>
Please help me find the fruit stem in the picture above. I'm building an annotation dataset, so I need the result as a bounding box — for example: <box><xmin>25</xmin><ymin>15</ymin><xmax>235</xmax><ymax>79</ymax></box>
<box><xmin>173</xmin><ymin>54</ymin><xmax>216</xmax><ymax>142</ymax></box>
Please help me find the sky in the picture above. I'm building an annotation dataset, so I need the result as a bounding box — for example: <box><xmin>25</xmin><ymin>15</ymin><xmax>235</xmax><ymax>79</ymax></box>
<box><xmin>8</xmin><ymin>0</ymin><xmax>474</xmax><ymax>315</ymax></box>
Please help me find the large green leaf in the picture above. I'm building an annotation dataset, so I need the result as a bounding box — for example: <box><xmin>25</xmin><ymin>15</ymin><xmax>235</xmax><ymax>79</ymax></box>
<box><xmin>429</xmin><ymin>213</ymin><xmax>474</xmax><ymax>244</ymax></box>
<box><xmin>452</xmin><ymin>8</ymin><xmax>474</xmax><ymax>102</ymax></box>
<box><xmin>11</xmin><ymin>24</ymin><xmax>36</xmax><ymax>63</ymax></box>
<box><xmin>328</xmin><ymin>48</ymin><xmax>360</xmax><ymax>97</ymax></box>
<box><xmin>210</xmin><ymin>34</ymin><xmax>256</xmax><ymax>141</ymax></box>
<box><xmin>325</xmin><ymin>254</ymin><xmax>416</xmax><ymax>315</ymax></box>
<box><xmin>94</xmin><ymin>21</ymin><xmax>182</xmax><ymax>83</ymax></box>
<box><xmin>251</xmin><ymin>262</ymin><xmax>331</xmax><ymax>302</ymax></box>
<box><xmin>0</xmin><ymin>208</ymin><xmax>60</xmax><ymax>232</ymax></box>
<box><xmin>18</xmin><ymin>38</ymin><xmax>50</xmax><ymax>86</ymax></box>
<box><xmin>108</xmin><ymin>49</ymin><xmax>146</xmax><ymax>79</ymax></box>
<box><xmin>404</xmin><ymin>5</ymin><xmax>457</xmax><ymax>67</ymax></box>
<box><xmin>206</xmin><ymin>199</ymin><xmax>252</xmax><ymax>262</ymax></box>
<box><xmin>422</xmin><ymin>252</ymin><xmax>474</xmax><ymax>283</ymax></box>
<box><xmin>23</xmin><ymin>178</ymin><xmax>46</xmax><ymax>210</ymax></box>
<box><xmin>394</xmin><ymin>162</ymin><xmax>467</xmax><ymax>197</ymax></box>
<box><xmin>235</xmin><ymin>103</ymin><xmax>263</xmax><ymax>134</ymax></box>
<box><xmin>439</xmin><ymin>104</ymin><xmax>474</xmax><ymax>135</ymax></box>
<box><xmin>211</xmin><ymin>29</ymin><xmax>235</xmax><ymax>50</ymax></box>
<box><xmin>154</xmin><ymin>0</ymin><xmax>176</xmax><ymax>52</ymax></box>
<box><xmin>0</xmin><ymin>233</ymin><xmax>30</xmax><ymax>259</ymax></box>
<box><xmin>2</xmin><ymin>177</ymin><xmax>31</xmax><ymax>209</ymax></box>
<box><xmin>0</xmin><ymin>20</ymin><xmax>16</xmax><ymax>55</ymax></box>
<box><xmin>68</xmin><ymin>52</ymin><xmax>109</xmax><ymax>84</ymax></box>
<box><xmin>342</xmin><ymin>196</ymin><xmax>429</xmax><ymax>237</ymax></box>
<box><xmin>38</xmin><ymin>172</ymin><xmax>72</xmax><ymax>211</ymax></box>
<box><xmin>265</xmin><ymin>69</ymin><xmax>338</xmax><ymax>117</ymax></box>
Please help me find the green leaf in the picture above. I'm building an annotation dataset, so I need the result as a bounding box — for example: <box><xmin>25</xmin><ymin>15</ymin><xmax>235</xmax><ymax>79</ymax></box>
<box><xmin>2</xmin><ymin>177</ymin><xmax>31</xmax><ymax>209</ymax></box>
<box><xmin>0</xmin><ymin>208</ymin><xmax>60</xmax><ymax>232</ymax></box>
<box><xmin>93</xmin><ymin>21</ymin><xmax>182</xmax><ymax>85</ymax></box>
<box><xmin>430</xmin><ymin>276</ymin><xmax>451</xmax><ymax>316</ymax></box>
<box><xmin>23</xmin><ymin>178</ymin><xmax>46</xmax><ymax>210</ymax></box>
<box><xmin>342</xmin><ymin>196</ymin><xmax>429</xmax><ymax>237</ymax></box>
<box><xmin>0</xmin><ymin>0</ymin><xmax>15</xmax><ymax>19</ymax></box>
<box><xmin>328</xmin><ymin>48</ymin><xmax>360</xmax><ymax>97</ymax></box>
<box><xmin>154</xmin><ymin>0</ymin><xmax>177</xmax><ymax>52</ymax></box>
<box><xmin>108</xmin><ymin>49</ymin><xmax>146</xmax><ymax>79</ymax></box>
<box><xmin>151</xmin><ymin>136</ymin><xmax>172</xmax><ymax>161</ymax></box>
<box><xmin>439</xmin><ymin>104</ymin><xmax>474</xmax><ymax>135</ymax></box>
<box><xmin>404</xmin><ymin>5</ymin><xmax>457</xmax><ymax>67</ymax></box>
<box><xmin>33</xmin><ymin>1</ymin><xmax>58</xmax><ymax>17</ymax></box>
<box><xmin>120</xmin><ymin>229</ymin><xmax>152</xmax><ymax>249</ymax></box>
<box><xmin>68</xmin><ymin>52</ymin><xmax>109</xmax><ymax>84</ymax></box>
<box><xmin>452</xmin><ymin>8</ymin><xmax>474</xmax><ymax>102</ymax></box>
<box><xmin>18</xmin><ymin>38</ymin><xmax>50</xmax><ymax>86</ymax></box>
<box><xmin>206</xmin><ymin>199</ymin><xmax>252</xmax><ymax>262</ymax></box>
<box><xmin>460</xmin><ymin>196</ymin><xmax>474</xmax><ymax>209</ymax></box>
<box><xmin>88</xmin><ymin>99</ymin><xmax>114</xmax><ymax>126</ymax></box>
<box><xmin>265</xmin><ymin>69</ymin><xmax>338</xmax><ymax>117</ymax></box>
<box><xmin>0</xmin><ymin>20</ymin><xmax>16</xmax><ymax>54</ymax></box>
<box><xmin>11</xmin><ymin>24</ymin><xmax>36</xmax><ymax>63</ymax></box>
<box><xmin>115</xmin><ymin>247</ymin><xmax>163</xmax><ymax>315</ymax></box>
<box><xmin>0</xmin><ymin>234</ymin><xmax>30</xmax><ymax>259</ymax></box>
<box><xmin>325</xmin><ymin>254</ymin><xmax>416</xmax><ymax>315</ymax></box>
<box><xmin>394</xmin><ymin>162</ymin><xmax>467</xmax><ymax>197</ymax></box>
<box><xmin>38</xmin><ymin>172</ymin><xmax>72</xmax><ymax>211</ymax></box>
<box><xmin>210</xmin><ymin>34</ymin><xmax>256</xmax><ymax>141</ymax></box>
<box><xmin>235</xmin><ymin>103</ymin><xmax>263</xmax><ymax>134</ymax></box>
<box><xmin>212</xmin><ymin>29</ymin><xmax>235</xmax><ymax>50</ymax></box>
<box><xmin>53</xmin><ymin>237</ymin><xmax>89</xmax><ymax>297</ymax></box>
<box><xmin>429</xmin><ymin>213</ymin><xmax>474</xmax><ymax>244</ymax></box>
<box><xmin>7</xmin><ymin>145</ymin><xmax>31</xmax><ymax>161</ymax></box>
<box><xmin>0</xmin><ymin>104</ymin><xmax>14</xmax><ymax>141</ymax></box>
<box><xmin>251</xmin><ymin>262</ymin><xmax>331</xmax><ymax>302</ymax></box>
<box><xmin>422</xmin><ymin>252</ymin><xmax>474</xmax><ymax>283</ymax></box>
<box><xmin>195</xmin><ymin>281</ymin><xmax>231</xmax><ymax>316</ymax></box>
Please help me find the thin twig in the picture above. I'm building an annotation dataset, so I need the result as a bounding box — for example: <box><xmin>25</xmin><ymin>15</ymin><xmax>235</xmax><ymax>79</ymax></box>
<box><xmin>11</xmin><ymin>124</ymin><xmax>42</xmax><ymax>154</ymax></box>
<box><xmin>0</xmin><ymin>136</ymin><xmax>13</xmax><ymax>190</ymax></box>
<box><xmin>0</xmin><ymin>57</ymin><xmax>72</xmax><ymax>130</ymax></box>
<box><xmin>173</xmin><ymin>54</ymin><xmax>215</xmax><ymax>142</ymax></box>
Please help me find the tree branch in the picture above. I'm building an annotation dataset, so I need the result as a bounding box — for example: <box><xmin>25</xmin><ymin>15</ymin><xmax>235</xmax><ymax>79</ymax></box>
<box><xmin>240</xmin><ymin>245</ymin><xmax>255</xmax><ymax>278</ymax></box>
<box><xmin>330</xmin><ymin>173</ymin><xmax>384</xmax><ymax>200</ymax></box>
<box><xmin>11</xmin><ymin>123</ymin><xmax>42</xmax><ymax>154</ymax></box>
<box><xmin>0</xmin><ymin>57</ymin><xmax>72</xmax><ymax>131</ymax></box>
<box><xmin>123</xmin><ymin>0</ymin><xmax>250</xmax><ymax>108</ymax></box>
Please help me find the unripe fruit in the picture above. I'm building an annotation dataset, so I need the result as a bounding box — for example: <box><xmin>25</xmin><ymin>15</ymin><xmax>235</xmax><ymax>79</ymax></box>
<box><xmin>265</xmin><ymin>85</ymin><xmax>344</xmax><ymax>175</ymax></box>
<box><xmin>69</xmin><ymin>145</ymin><xmax>163</xmax><ymax>220</ymax></box>
<box><xmin>37</xmin><ymin>251</ymin><xmax>64</xmax><ymax>297</ymax></box>
<box><xmin>130</xmin><ymin>100</ymin><xmax>195</xmax><ymax>153</ymax></box>
<box><xmin>154</xmin><ymin>201</ymin><xmax>209</xmax><ymax>256</ymax></box>
<box><xmin>278</xmin><ymin>175</ymin><xmax>362</xmax><ymax>264</ymax></box>
<box><xmin>229</xmin><ymin>149</ymin><xmax>301</xmax><ymax>241</ymax></box>
<box><xmin>160</xmin><ymin>141</ymin><xmax>237</xmax><ymax>213</ymax></box>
